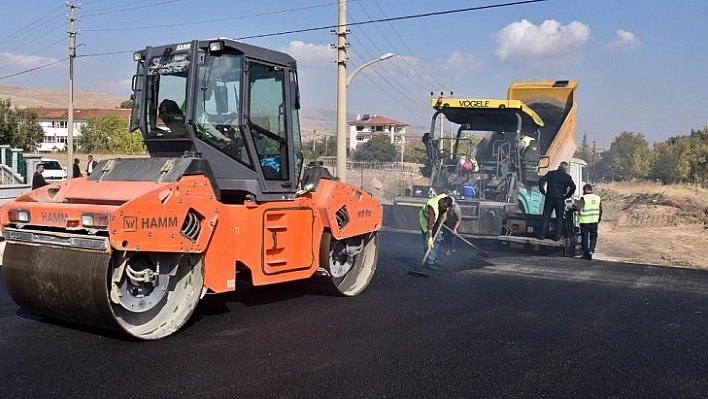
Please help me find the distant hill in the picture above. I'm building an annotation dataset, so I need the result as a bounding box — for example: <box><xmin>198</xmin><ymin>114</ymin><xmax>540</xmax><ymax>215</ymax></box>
<box><xmin>299</xmin><ymin>107</ymin><xmax>338</xmax><ymax>141</ymax></box>
<box><xmin>0</xmin><ymin>85</ymin><xmax>426</xmax><ymax>140</ymax></box>
<box><xmin>0</xmin><ymin>85</ymin><xmax>125</xmax><ymax>109</ymax></box>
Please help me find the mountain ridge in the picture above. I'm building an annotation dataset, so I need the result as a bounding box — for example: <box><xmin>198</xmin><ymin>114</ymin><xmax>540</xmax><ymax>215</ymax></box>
<box><xmin>0</xmin><ymin>85</ymin><xmax>424</xmax><ymax>141</ymax></box>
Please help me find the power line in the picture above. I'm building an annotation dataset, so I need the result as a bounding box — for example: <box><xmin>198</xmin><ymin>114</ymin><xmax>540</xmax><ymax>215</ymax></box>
<box><xmin>345</xmin><ymin>12</ymin><xmax>422</xmax><ymax>98</ymax></box>
<box><xmin>343</xmin><ymin>19</ymin><xmax>412</xmax><ymax>94</ymax></box>
<box><xmin>1</xmin><ymin>20</ymin><xmax>67</xmax><ymax>55</ymax></box>
<box><xmin>371</xmin><ymin>0</ymin><xmax>446</xmax><ymax>91</ymax></box>
<box><xmin>0</xmin><ymin>36</ymin><xmax>65</xmax><ymax>72</ymax></box>
<box><xmin>237</xmin><ymin>0</ymin><xmax>548</xmax><ymax>40</ymax></box>
<box><xmin>0</xmin><ymin>4</ymin><xmax>64</xmax><ymax>48</ymax></box>
<box><xmin>346</xmin><ymin>46</ymin><xmax>429</xmax><ymax>116</ymax></box>
<box><xmin>345</xmin><ymin>35</ymin><xmax>423</xmax><ymax>110</ymax></box>
<box><xmin>0</xmin><ymin>58</ymin><xmax>66</xmax><ymax>80</ymax></box>
<box><xmin>81</xmin><ymin>1</ymin><xmax>356</xmax><ymax>32</ymax></box>
<box><xmin>1</xmin><ymin>1</ymin><xmax>547</xmax><ymax>85</ymax></box>
<box><xmin>351</xmin><ymin>4</ymin><xmax>438</xmax><ymax>95</ymax></box>
<box><xmin>83</xmin><ymin>0</ymin><xmax>186</xmax><ymax>17</ymax></box>
<box><xmin>76</xmin><ymin>50</ymin><xmax>134</xmax><ymax>58</ymax></box>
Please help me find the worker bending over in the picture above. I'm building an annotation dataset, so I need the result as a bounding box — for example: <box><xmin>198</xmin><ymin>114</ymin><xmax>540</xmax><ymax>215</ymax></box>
<box><xmin>419</xmin><ymin>193</ymin><xmax>453</xmax><ymax>270</ymax></box>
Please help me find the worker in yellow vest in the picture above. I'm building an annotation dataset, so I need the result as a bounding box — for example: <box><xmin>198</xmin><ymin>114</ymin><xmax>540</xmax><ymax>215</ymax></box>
<box><xmin>419</xmin><ymin>193</ymin><xmax>453</xmax><ymax>270</ymax></box>
<box><xmin>576</xmin><ymin>183</ymin><xmax>602</xmax><ymax>260</ymax></box>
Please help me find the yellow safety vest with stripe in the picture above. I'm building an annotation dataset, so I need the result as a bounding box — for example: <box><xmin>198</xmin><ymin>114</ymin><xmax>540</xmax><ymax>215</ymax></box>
<box><xmin>419</xmin><ymin>194</ymin><xmax>447</xmax><ymax>233</ymax></box>
<box><xmin>578</xmin><ymin>193</ymin><xmax>601</xmax><ymax>224</ymax></box>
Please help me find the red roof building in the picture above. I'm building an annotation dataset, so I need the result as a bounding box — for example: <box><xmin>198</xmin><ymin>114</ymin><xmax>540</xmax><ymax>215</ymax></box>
<box><xmin>348</xmin><ymin>113</ymin><xmax>408</xmax><ymax>150</ymax></box>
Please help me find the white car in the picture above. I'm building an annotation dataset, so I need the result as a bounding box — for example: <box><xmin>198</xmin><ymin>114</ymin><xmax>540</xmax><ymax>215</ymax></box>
<box><xmin>41</xmin><ymin>158</ymin><xmax>68</xmax><ymax>182</ymax></box>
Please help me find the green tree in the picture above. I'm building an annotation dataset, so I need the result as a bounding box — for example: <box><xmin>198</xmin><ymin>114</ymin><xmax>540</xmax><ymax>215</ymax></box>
<box><xmin>77</xmin><ymin>114</ymin><xmax>144</xmax><ymax>153</ymax></box>
<box><xmin>688</xmin><ymin>127</ymin><xmax>708</xmax><ymax>184</ymax></box>
<box><xmin>302</xmin><ymin>133</ymin><xmax>336</xmax><ymax>160</ymax></box>
<box><xmin>15</xmin><ymin>108</ymin><xmax>45</xmax><ymax>151</ymax></box>
<box><xmin>0</xmin><ymin>98</ymin><xmax>45</xmax><ymax>151</ymax></box>
<box><xmin>120</xmin><ymin>99</ymin><xmax>134</xmax><ymax>109</ymax></box>
<box><xmin>403</xmin><ymin>137</ymin><xmax>428</xmax><ymax>164</ymax></box>
<box><xmin>0</xmin><ymin>99</ymin><xmax>19</xmax><ymax>146</ymax></box>
<box><xmin>598</xmin><ymin>131</ymin><xmax>653</xmax><ymax>181</ymax></box>
<box><xmin>650</xmin><ymin>136</ymin><xmax>691</xmax><ymax>184</ymax></box>
<box><xmin>575</xmin><ymin>131</ymin><xmax>593</xmax><ymax>162</ymax></box>
<box><xmin>352</xmin><ymin>134</ymin><xmax>397</xmax><ymax>162</ymax></box>
<box><xmin>111</xmin><ymin>128</ymin><xmax>146</xmax><ymax>154</ymax></box>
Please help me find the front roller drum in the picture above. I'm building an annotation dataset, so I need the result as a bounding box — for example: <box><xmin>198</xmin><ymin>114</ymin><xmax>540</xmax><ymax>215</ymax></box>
<box><xmin>3</xmin><ymin>243</ymin><xmax>118</xmax><ymax>331</ymax></box>
<box><xmin>3</xmin><ymin>242</ymin><xmax>204</xmax><ymax>340</ymax></box>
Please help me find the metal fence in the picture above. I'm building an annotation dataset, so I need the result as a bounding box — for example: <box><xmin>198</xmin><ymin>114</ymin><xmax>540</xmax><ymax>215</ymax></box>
<box><xmin>308</xmin><ymin>157</ymin><xmax>421</xmax><ymax>174</ymax></box>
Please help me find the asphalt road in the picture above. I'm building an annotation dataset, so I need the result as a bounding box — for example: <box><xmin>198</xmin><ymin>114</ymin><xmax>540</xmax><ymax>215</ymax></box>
<box><xmin>1</xmin><ymin>231</ymin><xmax>707</xmax><ymax>398</ymax></box>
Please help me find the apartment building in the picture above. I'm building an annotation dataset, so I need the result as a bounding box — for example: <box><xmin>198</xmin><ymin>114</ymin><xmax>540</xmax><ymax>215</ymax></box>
<box><xmin>33</xmin><ymin>108</ymin><xmax>131</xmax><ymax>152</ymax></box>
<box><xmin>348</xmin><ymin>114</ymin><xmax>408</xmax><ymax>150</ymax></box>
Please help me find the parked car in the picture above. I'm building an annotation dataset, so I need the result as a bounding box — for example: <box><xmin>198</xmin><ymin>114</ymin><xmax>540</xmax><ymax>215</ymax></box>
<box><xmin>41</xmin><ymin>158</ymin><xmax>67</xmax><ymax>182</ymax></box>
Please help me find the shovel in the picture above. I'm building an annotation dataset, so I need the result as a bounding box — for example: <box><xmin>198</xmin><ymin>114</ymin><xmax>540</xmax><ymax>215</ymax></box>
<box><xmin>408</xmin><ymin>223</ymin><xmax>444</xmax><ymax>278</ymax></box>
<box><xmin>442</xmin><ymin>224</ymin><xmax>489</xmax><ymax>258</ymax></box>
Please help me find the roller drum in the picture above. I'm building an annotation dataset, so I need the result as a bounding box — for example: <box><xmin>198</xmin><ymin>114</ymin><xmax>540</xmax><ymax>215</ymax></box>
<box><xmin>3</xmin><ymin>240</ymin><xmax>205</xmax><ymax>339</ymax></box>
<box><xmin>3</xmin><ymin>242</ymin><xmax>119</xmax><ymax>332</ymax></box>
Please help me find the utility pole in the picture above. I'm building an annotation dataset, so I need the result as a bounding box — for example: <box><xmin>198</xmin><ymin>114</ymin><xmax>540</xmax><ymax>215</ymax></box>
<box><xmin>592</xmin><ymin>140</ymin><xmax>597</xmax><ymax>182</ymax></box>
<box><xmin>67</xmin><ymin>2</ymin><xmax>79</xmax><ymax>179</ymax></box>
<box><xmin>334</xmin><ymin>0</ymin><xmax>348</xmax><ymax>182</ymax></box>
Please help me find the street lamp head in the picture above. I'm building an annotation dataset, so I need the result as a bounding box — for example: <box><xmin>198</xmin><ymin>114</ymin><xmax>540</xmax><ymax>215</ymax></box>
<box><xmin>379</xmin><ymin>53</ymin><xmax>394</xmax><ymax>60</ymax></box>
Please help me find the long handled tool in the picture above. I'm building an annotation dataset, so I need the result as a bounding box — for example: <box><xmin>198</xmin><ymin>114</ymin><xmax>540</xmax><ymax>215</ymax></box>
<box><xmin>442</xmin><ymin>224</ymin><xmax>489</xmax><ymax>258</ymax></box>
<box><xmin>408</xmin><ymin>222</ymin><xmax>444</xmax><ymax>278</ymax></box>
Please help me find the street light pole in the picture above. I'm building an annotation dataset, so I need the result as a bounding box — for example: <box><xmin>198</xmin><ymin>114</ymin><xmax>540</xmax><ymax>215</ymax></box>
<box><xmin>67</xmin><ymin>3</ymin><xmax>79</xmax><ymax>180</ymax></box>
<box><xmin>335</xmin><ymin>0</ymin><xmax>348</xmax><ymax>182</ymax></box>
<box><xmin>336</xmin><ymin>49</ymin><xmax>393</xmax><ymax>182</ymax></box>
<box><xmin>334</xmin><ymin>0</ymin><xmax>395</xmax><ymax>182</ymax></box>
<box><xmin>346</xmin><ymin>53</ymin><xmax>394</xmax><ymax>87</ymax></box>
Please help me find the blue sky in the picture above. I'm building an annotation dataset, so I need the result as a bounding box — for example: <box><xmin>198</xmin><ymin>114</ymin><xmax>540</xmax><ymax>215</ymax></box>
<box><xmin>0</xmin><ymin>0</ymin><xmax>706</xmax><ymax>147</ymax></box>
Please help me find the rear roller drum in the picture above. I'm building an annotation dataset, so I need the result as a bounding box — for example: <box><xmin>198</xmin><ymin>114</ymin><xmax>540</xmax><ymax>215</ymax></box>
<box><xmin>318</xmin><ymin>231</ymin><xmax>379</xmax><ymax>296</ymax></box>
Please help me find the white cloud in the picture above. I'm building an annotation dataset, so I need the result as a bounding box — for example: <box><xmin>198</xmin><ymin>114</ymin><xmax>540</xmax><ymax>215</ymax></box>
<box><xmin>438</xmin><ymin>50</ymin><xmax>483</xmax><ymax>75</ymax></box>
<box><xmin>604</xmin><ymin>29</ymin><xmax>642</xmax><ymax>52</ymax></box>
<box><xmin>280</xmin><ymin>41</ymin><xmax>333</xmax><ymax>67</ymax></box>
<box><xmin>494</xmin><ymin>19</ymin><xmax>591</xmax><ymax>68</ymax></box>
<box><xmin>0</xmin><ymin>52</ymin><xmax>62</xmax><ymax>71</ymax></box>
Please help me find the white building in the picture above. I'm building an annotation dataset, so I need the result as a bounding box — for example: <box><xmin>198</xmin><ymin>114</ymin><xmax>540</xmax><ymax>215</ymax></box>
<box><xmin>348</xmin><ymin>114</ymin><xmax>408</xmax><ymax>150</ymax></box>
<box><xmin>33</xmin><ymin>108</ymin><xmax>131</xmax><ymax>152</ymax></box>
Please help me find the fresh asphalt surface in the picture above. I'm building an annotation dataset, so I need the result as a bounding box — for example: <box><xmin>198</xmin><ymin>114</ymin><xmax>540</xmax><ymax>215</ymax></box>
<box><xmin>1</xmin><ymin>231</ymin><xmax>707</xmax><ymax>398</ymax></box>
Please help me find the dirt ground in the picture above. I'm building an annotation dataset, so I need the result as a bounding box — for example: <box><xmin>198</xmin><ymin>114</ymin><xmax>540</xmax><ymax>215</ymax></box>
<box><xmin>591</xmin><ymin>183</ymin><xmax>708</xmax><ymax>269</ymax></box>
<box><xmin>360</xmin><ymin>168</ymin><xmax>708</xmax><ymax>270</ymax></box>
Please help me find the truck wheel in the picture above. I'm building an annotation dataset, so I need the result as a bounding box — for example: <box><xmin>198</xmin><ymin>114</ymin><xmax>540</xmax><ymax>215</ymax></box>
<box><xmin>318</xmin><ymin>231</ymin><xmax>379</xmax><ymax>296</ymax></box>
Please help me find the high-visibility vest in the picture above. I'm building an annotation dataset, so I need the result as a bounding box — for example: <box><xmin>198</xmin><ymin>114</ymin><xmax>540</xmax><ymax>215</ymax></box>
<box><xmin>578</xmin><ymin>193</ymin><xmax>601</xmax><ymax>224</ymax></box>
<box><xmin>419</xmin><ymin>194</ymin><xmax>448</xmax><ymax>232</ymax></box>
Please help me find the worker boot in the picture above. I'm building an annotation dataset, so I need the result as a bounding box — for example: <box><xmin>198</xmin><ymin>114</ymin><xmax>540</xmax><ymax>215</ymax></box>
<box><xmin>426</xmin><ymin>259</ymin><xmax>442</xmax><ymax>271</ymax></box>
